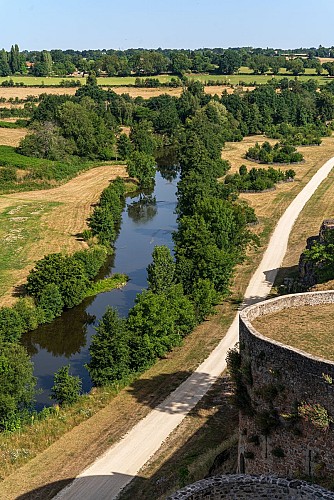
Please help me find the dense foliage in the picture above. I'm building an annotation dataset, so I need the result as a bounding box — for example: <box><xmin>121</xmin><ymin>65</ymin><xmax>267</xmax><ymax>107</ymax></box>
<box><xmin>265</xmin><ymin>122</ymin><xmax>330</xmax><ymax>146</ymax></box>
<box><xmin>246</xmin><ymin>142</ymin><xmax>304</xmax><ymax>164</ymax></box>
<box><xmin>303</xmin><ymin>229</ymin><xmax>334</xmax><ymax>283</ymax></box>
<box><xmin>224</xmin><ymin>165</ymin><xmax>296</xmax><ymax>192</ymax></box>
<box><xmin>3</xmin><ymin>44</ymin><xmax>334</xmax><ymax>78</ymax></box>
<box><xmin>50</xmin><ymin>365</ymin><xmax>82</xmax><ymax>406</ymax></box>
<box><xmin>88</xmin><ymin>83</ymin><xmax>256</xmax><ymax>387</ymax></box>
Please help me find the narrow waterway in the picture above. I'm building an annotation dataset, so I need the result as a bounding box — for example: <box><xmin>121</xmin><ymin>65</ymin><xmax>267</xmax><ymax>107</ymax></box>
<box><xmin>21</xmin><ymin>170</ymin><xmax>178</xmax><ymax>410</ymax></box>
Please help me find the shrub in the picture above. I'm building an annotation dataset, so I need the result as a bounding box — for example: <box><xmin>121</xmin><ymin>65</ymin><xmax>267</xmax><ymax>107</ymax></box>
<box><xmin>73</xmin><ymin>246</ymin><xmax>107</xmax><ymax>280</ymax></box>
<box><xmin>13</xmin><ymin>297</ymin><xmax>40</xmax><ymax>331</ymax></box>
<box><xmin>298</xmin><ymin>402</ymin><xmax>334</xmax><ymax>430</ymax></box>
<box><xmin>37</xmin><ymin>283</ymin><xmax>64</xmax><ymax>323</ymax></box>
<box><xmin>245</xmin><ymin>141</ymin><xmax>303</xmax><ymax>164</ymax></box>
<box><xmin>0</xmin><ymin>307</ymin><xmax>24</xmax><ymax>343</ymax></box>
<box><xmin>50</xmin><ymin>365</ymin><xmax>82</xmax><ymax>406</ymax></box>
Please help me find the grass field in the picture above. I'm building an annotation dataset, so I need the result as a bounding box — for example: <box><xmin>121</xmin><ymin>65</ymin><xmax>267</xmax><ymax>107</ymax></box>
<box><xmin>252</xmin><ymin>303</ymin><xmax>334</xmax><ymax>361</ymax></box>
<box><xmin>0</xmin><ymin>69</ymin><xmax>331</xmax><ymax>88</ymax></box>
<box><xmin>0</xmin><ymin>201</ymin><xmax>59</xmax><ymax>300</ymax></box>
<box><xmin>0</xmin><ymin>164</ymin><xmax>127</xmax><ymax>307</ymax></box>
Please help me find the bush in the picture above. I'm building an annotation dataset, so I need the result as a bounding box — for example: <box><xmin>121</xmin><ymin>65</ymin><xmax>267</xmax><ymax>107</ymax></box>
<box><xmin>0</xmin><ymin>307</ymin><xmax>24</xmax><ymax>343</ymax></box>
<box><xmin>246</xmin><ymin>141</ymin><xmax>303</xmax><ymax>164</ymax></box>
<box><xmin>50</xmin><ymin>365</ymin><xmax>82</xmax><ymax>406</ymax></box>
<box><xmin>224</xmin><ymin>165</ymin><xmax>295</xmax><ymax>192</ymax></box>
<box><xmin>73</xmin><ymin>246</ymin><xmax>107</xmax><ymax>280</ymax></box>
<box><xmin>37</xmin><ymin>283</ymin><xmax>64</xmax><ymax>323</ymax></box>
<box><xmin>13</xmin><ymin>297</ymin><xmax>41</xmax><ymax>331</ymax></box>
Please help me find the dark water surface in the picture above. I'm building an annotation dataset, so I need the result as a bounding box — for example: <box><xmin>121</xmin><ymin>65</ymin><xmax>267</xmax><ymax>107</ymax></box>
<box><xmin>21</xmin><ymin>171</ymin><xmax>178</xmax><ymax>410</ymax></box>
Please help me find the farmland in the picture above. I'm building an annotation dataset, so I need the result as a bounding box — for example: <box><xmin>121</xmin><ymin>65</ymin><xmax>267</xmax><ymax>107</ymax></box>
<box><xmin>0</xmin><ymin>163</ymin><xmax>127</xmax><ymax>307</ymax></box>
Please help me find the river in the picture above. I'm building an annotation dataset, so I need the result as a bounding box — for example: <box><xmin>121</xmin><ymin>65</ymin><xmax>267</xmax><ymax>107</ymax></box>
<box><xmin>21</xmin><ymin>169</ymin><xmax>178</xmax><ymax>410</ymax></box>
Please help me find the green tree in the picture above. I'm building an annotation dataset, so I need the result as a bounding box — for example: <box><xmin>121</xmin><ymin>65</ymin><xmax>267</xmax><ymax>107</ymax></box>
<box><xmin>127</xmin><ymin>285</ymin><xmax>196</xmax><ymax>359</ymax></box>
<box><xmin>0</xmin><ymin>307</ymin><xmax>24</xmax><ymax>343</ymax></box>
<box><xmin>87</xmin><ymin>307</ymin><xmax>130</xmax><ymax>386</ymax></box>
<box><xmin>127</xmin><ymin>151</ymin><xmax>156</xmax><ymax>188</ymax></box>
<box><xmin>37</xmin><ymin>283</ymin><xmax>64</xmax><ymax>322</ymax></box>
<box><xmin>13</xmin><ymin>297</ymin><xmax>41</xmax><ymax>332</ymax></box>
<box><xmin>219</xmin><ymin>50</ymin><xmax>241</xmax><ymax>75</ymax></box>
<box><xmin>191</xmin><ymin>278</ymin><xmax>220</xmax><ymax>322</ymax></box>
<box><xmin>0</xmin><ymin>342</ymin><xmax>36</xmax><ymax>431</ymax></box>
<box><xmin>117</xmin><ymin>133</ymin><xmax>133</xmax><ymax>160</ymax></box>
<box><xmin>87</xmin><ymin>206</ymin><xmax>116</xmax><ymax>244</ymax></box>
<box><xmin>50</xmin><ymin>365</ymin><xmax>82</xmax><ymax>405</ymax></box>
<box><xmin>129</xmin><ymin>121</ymin><xmax>157</xmax><ymax>155</ymax></box>
<box><xmin>41</xmin><ymin>50</ymin><xmax>53</xmax><ymax>75</ymax></box>
<box><xmin>9</xmin><ymin>44</ymin><xmax>21</xmax><ymax>74</ymax></box>
<box><xmin>147</xmin><ymin>245</ymin><xmax>175</xmax><ymax>294</ymax></box>
<box><xmin>26</xmin><ymin>253</ymin><xmax>88</xmax><ymax>309</ymax></box>
<box><xmin>0</xmin><ymin>49</ymin><xmax>10</xmax><ymax>76</ymax></box>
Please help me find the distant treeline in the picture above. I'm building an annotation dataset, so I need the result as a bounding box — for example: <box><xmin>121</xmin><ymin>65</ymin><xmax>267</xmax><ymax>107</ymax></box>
<box><xmin>2</xmin><ymin>44</ymin><xmax>334</xmax><ymax>77</ymax></box>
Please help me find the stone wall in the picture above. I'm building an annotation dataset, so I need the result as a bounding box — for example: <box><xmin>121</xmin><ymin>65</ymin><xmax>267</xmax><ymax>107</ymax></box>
<box><xmin>238</xmin><ymin>291</ymin><xmax>334</xmax><ymax>483</ymax></box>
<box><xmin>168</xmin><ymin>474</ymin><xmax>334</xmax><ymax>499</ymax></box>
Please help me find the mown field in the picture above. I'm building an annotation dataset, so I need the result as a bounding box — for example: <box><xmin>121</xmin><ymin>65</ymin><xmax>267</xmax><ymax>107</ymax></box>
<box><xmin>0</xmin><ymin>163</ymin><xmax>127</xmax><ymax>307</ymax></box>
<box><xmin>0</xmin><ymin>67</ymin><xmax>331</xmax><ymax>88</ymax></box>
<box><xmin>1</xmin><ymin>133</ymin><xmax>334</xmax><ymax>499</ymax></box>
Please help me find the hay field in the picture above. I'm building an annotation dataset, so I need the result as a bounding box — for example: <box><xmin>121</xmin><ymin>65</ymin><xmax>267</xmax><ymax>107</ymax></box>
<box><xmin>0</xmin><ymin>164</ymin><xmax>127</xmax><ymax>306</ymax></box>
<box><xmin>0</xmin><ymin>127</ymin><xmax>27</xmax><ymax>146</ymax></box>
<box><xmin>0</xmin><ymin>86</ymin><xmax>77</xmax><ymax>100</ymax></box>
<box><xmin>0</xmin><ymin>84</ymin><xmax>240</xmax><ymax>101</ymax></box>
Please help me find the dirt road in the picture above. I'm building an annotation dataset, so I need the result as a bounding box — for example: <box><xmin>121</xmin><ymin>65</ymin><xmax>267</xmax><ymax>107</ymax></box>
<box><xmin>55</xmin><ymin>156</ymin><xmax>334</xmax><ymax>500</ymax></box>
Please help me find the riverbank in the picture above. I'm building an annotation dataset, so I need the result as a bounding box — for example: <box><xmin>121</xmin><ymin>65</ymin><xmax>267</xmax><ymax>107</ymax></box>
<box><xmin>1</xmin><ymin>137</ymin><xmax>334</xmax><ymax>498</ymax></box>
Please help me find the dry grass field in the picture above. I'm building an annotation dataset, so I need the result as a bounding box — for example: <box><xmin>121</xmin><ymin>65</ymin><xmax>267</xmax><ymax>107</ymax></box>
<box><xmin>0</xmin><ymin>127</ymin><xmax>27</xmax><ymax>146</ymax></box>
<box><xmin>0</xmin><ymin>87</ymin><xmax>77</xmax><ymax>100</ymax></box>
<box><xmin>252</xmin><ymin>303</ymin><xmax>334</xmax><ymax>361</ymax></box>
<box><xmin>0</xmin><ymin>164</ymin><xmax>127</xmax><ymax>307</ymax></box>
<box><xmin>0</xmin><ymin>84</ymin><xmax>244</xmax><ymax>102</ymax></box>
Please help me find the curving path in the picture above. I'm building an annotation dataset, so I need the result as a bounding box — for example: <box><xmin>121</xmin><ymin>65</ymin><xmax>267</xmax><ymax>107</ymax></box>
<box><xmin>55</xmin><ymin>156</ymin><xmax>334</xmax><ymax>500</ymax></box>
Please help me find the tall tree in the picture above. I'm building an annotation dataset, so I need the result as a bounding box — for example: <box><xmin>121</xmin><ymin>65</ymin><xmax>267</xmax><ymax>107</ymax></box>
<box><xmin>147</xmin><ymin>245</ymin><xmax>175</xmax><ymax>294</ymax></box>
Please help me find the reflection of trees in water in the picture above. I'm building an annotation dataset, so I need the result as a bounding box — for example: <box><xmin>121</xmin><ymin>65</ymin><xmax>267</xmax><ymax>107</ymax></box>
<box><xmin>21</xmin><ymin>298</ymin><xmax>95</xmax><ymax>358</ymax></box>
<box><xmin>127</xmin><ymin>194</ymin><xmax>157</xmax><ymax>224</ymax></box>
<box><xmin>156</xmin><ymin>147</ymin><xmax>179</xmax><ymax>182</ymax></box>
<box><xmin>158</xmin><ymin>165</ymin><xmax>179</xmax><ymax>182</ymax></box>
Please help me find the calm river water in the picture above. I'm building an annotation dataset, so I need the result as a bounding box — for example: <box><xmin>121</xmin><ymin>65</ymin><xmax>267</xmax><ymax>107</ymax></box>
<box><xmin>21</xmin><ymin>169</ymin><xmax>178</xmax><ymax>410</ymax></box>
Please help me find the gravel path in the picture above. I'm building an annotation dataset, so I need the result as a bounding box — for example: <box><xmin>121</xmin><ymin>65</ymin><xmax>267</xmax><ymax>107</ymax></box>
<box><xmin>55</xmin><ymin>156</ymin><xmax>334</xmax><ymax>500</ymax></box>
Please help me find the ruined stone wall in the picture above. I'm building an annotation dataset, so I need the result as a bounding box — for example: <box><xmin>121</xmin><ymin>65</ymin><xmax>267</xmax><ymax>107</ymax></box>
<box><xmin>168</xmin><ymin>475</ymin><xmax>334</xmax><ymax>499</ymax></box>
<box><xmin>238</xmin><ymin>291</ymin><xmax>334</xmax><ymax>483</ymax></box>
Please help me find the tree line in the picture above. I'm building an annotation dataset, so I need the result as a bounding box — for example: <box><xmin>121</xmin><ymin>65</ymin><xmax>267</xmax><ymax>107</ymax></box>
<box><xmin>3</xmin><ymin>44</ymin><xmax>334</xmax><ymax>77</ymax></box>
